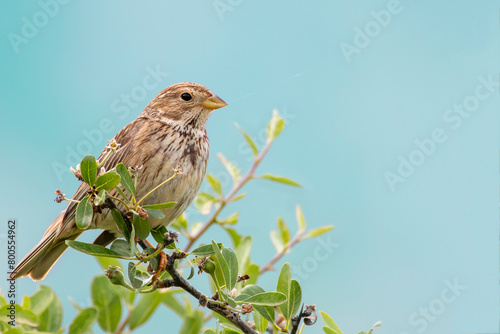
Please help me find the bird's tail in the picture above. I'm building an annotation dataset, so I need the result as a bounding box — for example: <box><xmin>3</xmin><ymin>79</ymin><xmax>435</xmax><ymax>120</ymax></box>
<box><xmin>9</xmin><ymin>216</ymin><xmax>80</xmax><ymax>281</ymax></box>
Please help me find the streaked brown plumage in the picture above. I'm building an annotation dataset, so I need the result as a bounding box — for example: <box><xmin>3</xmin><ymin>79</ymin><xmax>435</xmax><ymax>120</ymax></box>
<box><xmin>11</xmin><ymin>82</ymin><xmax>227</xmax><ymax>281</ymax></box>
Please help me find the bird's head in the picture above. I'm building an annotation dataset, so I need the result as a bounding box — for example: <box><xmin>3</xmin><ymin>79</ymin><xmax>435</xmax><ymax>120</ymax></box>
<box><xmin>144</xmin><ymin>82</ymin><xmax>227</xmax><ymax>130</ymax></box>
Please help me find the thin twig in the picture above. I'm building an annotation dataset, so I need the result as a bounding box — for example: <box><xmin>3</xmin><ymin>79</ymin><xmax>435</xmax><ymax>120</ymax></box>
<box><xmin>137</xmin><ymin>172</ymin><xmax>178</xmax><ymax>205</ymax></box>
<box><xmin>158</xmin><ymin>252</ymin><xmax>258</xmax><ymax>334</ymax></box>
<box><xmin>183</xmin><ymin>142</ymin><xmax>272</xmax><ymax>253</ymax></box>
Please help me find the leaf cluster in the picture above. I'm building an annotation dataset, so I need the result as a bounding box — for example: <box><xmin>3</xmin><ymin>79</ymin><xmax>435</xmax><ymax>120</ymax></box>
<box><xmin>1</xmin><ymin>111</ymin><xmax>382</xmax><ymax>334</ymax></box>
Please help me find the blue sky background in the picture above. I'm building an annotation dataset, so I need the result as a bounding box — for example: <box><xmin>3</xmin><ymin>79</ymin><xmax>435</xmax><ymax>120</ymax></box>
<box><xmin>0</xmin><ymin>1</ymin><xmax>498</xmax><ymax>333</ymax></box>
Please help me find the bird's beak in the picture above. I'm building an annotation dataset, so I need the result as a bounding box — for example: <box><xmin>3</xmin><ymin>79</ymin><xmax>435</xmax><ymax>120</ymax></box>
<box><xmin>201</xmin><ymin>94</ymin><xmax>228</xmax><ymax>110</ymax></box>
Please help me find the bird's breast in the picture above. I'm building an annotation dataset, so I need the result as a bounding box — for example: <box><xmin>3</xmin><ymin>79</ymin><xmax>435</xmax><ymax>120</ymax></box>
<box><xmin>135</xmin><ymin>133</ymin><xmax>209</xmax><ymax>227</ymax></box>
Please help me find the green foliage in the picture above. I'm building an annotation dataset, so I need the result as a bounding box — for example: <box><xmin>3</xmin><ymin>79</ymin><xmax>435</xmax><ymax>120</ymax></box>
<box><xmin>116</xmin><ymin>163</ymin><xmax>136</xmax><ymax>196</ymax></box>
<box><xmin>267</xmin><ymin>109</ymin><xmax>285</xmax><ymax>142</ymax></box>
<box><xmin>94</xmin><ymin>170</ymin><xmax>121</xmax><ymax>191</ymax></box>
<box><xmin>7</xmin><ymin>111</ymin><xmax>375</xmax><ymax>334</ymax></box>
<box><xmin>128</xmin><ymin>292</ymin><xmax>163</xmax><ymax>330</ymax></box>
<box><xmin>80</xmin><ymin>154</ymin><xmax>97</xmax><ymax>186</ymax></box>
<box><xmin>190</xmin><ymin>243</ymin><xmax>224</xmax><ymax>256</ymax></box>
<box><xmin>68</xmin><ymin>307</ymin><xmax>98</xmax><ymax>334</ymax></box>
<box><xmin>217</xmin><ymin>153</ymin><xmax>241</xmax><ymax>184</ymax></box>
<box><xmin>75</xmin><ymin>195</ymin><xmax>93</xmax><ymax>229</ymax></box>
<box><xmin>132</xmin><ymin>214</ymin><xmax>150</xmax><ymax>240</ymax></box>
<box><xmin>320</xmin><ymin>310</ymin><xmax>343</xmax><ymax>334</ymax></box>
<box><xmin>91</xmin><ymin>276</ymin><xmax>121</xmax><ymax>332</ymax></box>
<box><xmin>66</xmin><ymin>240</ymin><xmax>125</xmax><ymax>258</ymax></box>
<box><xmin>260</xmin><ymin>174</ymin><xmax>302</xmax><ymax>187</ymax></box>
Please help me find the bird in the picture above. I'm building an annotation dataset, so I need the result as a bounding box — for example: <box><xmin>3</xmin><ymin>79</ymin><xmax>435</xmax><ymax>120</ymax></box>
<box><xmin>10</xmin><ymin>82</ymin><xmax>227</xmax><ymax>281</ymax></box>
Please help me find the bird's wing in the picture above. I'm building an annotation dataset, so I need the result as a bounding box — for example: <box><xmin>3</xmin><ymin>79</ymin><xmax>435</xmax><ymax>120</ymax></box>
<box><xmin>57</xmin><ymin>117</ymin><xmax>147</xmax><ymax>234</ymax></box>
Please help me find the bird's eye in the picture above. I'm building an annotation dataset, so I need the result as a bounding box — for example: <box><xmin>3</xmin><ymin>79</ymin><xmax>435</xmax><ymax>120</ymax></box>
<box><xmin>181</xmin><ymin>93</ymin><xmax>192</xmax><ymax>101</ymax></box>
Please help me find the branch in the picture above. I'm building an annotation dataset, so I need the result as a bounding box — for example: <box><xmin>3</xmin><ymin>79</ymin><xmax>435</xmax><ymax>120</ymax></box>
<box><xmin>290</xmin><ymin>304</ymin><xmax>317</xmax><ymax>334</ymax></box>
<box><xmin>157</xmin><ymin>252</ymin><xmax>258</xmax><ymax>334</ymax></box>
<box><xmin>183</xmin><ymin>141</ymin><xmax>273</xmax><ymax>253</ymax></box>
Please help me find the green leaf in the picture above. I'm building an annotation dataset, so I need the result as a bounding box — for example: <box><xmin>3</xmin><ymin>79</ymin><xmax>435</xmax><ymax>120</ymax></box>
<box><xmin>115</xmin><ymin>186</ymin><xmax>128</xmax><ymax>201</ymax></box>
<box><xmin>179</xmin><ymin>309</ymin><xmax>204</xmax><ymax>334</ymax></box>
<box><xmin>128</xmin><ymin>262</ymin><xmax>143</xmax><ymax>290</ymax></box>
<box><xmin>270</xmin><ymin>231</ymin><xmax>283</xmax><ymax>253</ymax></box>
<box><xmin>241</xmin><ymin>285</ymin><xmax>275</xmax><ymax>323</ymax></box>
<box><xmin>187</xmin><ymin>265</ymin><xmax>195</xmax><ymax>280</ymax></box>
<box><xmin>3</xmin><ymin>328</ymin><xmax>24</xmax><ymax>334</ymax></box>
<box><xmin>220</xmin><ymin>322</ymin><xmax>245</xmax><ymax>333</ymax></box>
<box><xmin>236</xmin><ymin>124</ymin><xmax>258</xmax><ymax>156</ymax></box>
<box><xmin>194</xmin><ymin>192</ymin><xmax>217</xmax><ymax>215</ymax></box>
<box><xmin>229</xmin><ymin>193</ymin><xmax>246</xmax><ymax>203</ymax></box>
<box><xmin>206</xmin><ymin>174</ymin><xmax>223</xmax><ymax>195</ymax></box>
<box><xmin>245</xmin><ymin>263</ymin><xmax>260</xmax><ymax>285</ymax></box>
<box><xmin>266</xmin><ymin>109</ymin><xmax>285</xmax><ymax>142</ymax></box>
<box><xmin>66</xmin><ymin>240</ymin><xmax>125</xmax><ymax>258</ymax></box>
<box><xmin>21</xmin><ymin>295</ymin><xmax>30</xmax><ymax>309</ymax></box>
<box><xmin>320</xmin><ymin>311</ymin><xmax>343</xmax><ymax>334</ymax></box>
<box><xmin>95</xmin><ymin>170</ymin><xmax>121</xmax><ymax>191</ymax></box>
<box><xmin>95</xmin><ymin>256</ymin><xmax>122</xmax><ymax>271</ymax></box>
<box><xmin>303</xmin><ymin>226</ymin><xmax>335</xmax><ymax>240</ymax></box>
<box><xmin>75</xmin><ymin>195</ymin><xmax>93</xmax><ymax>229</ymax></box>
<box><xmin>324</xmin><ymin>327</ymin><xmax>340</xmax><ymax>334</ymax></box>
<box><xmin>68</xmin><ymin>307</ymin><xmax>98</xmax><ymax>334</ymax></box>
<box><xmin>234</xmin><ymin>294</ymin><xmax>251</xmax><ymax>302</ymax></box>
<box><xmin>296</xmin><ymin>205</ymin><xmax>306</xmax><ymax>234</ymax></box>
<box><xmin>30</xmin><ymin>285</ymin><xmax>54</xmax><ymax>315</ymax></box>
<box><xmin>133</xmin><ymin>213</ymin><xmax>150</xmax><ymax>240</ymax></box>
<box><xmin>116</xmin><ymin>163</ymin><xmax>135</xmax><ymax>196</ymax></box>
<box><xmin>171</xmin><ymin>213</ymin><xmax>188</xmax><ymax>233</ymax></box>
<box><xmin>142</xmin><ymin>202</ymin><xmax>177</xmax><ymax>209</ymax></box>
<box><xmin>144</xmin><ymin>208</ymin><xmax>165</xmax><ymax>219</ymax></box>
<box><xmin>162</xmin><ymin>294</ymin><xmax>185</xmax><ymax>318</ymax></box>
<box><xmin>254</xmin><ymin>309</ymin><xmax>269</xmax><ymax>333</ymax></box>
<box><xmin>220</xmin><ymin>290</ymin><xmax>237</xmax><ymax>307</ymax></box>
<box><xmin>94</xmin><ymin>190</ymin><xmax>107</xmax><ymax>206</ymax></box>
<box><xmin>110</xmin><ymin>239</ymin><xmax>132</xmax><ymax>257</ymax></box>
<box><xmin>110</xmin><ymin>209</ymin><xmax>131</xmax><ymax>243</ymax></box>
<box><xmin>203</xmin><ymin>330</ymin><xmax>217</xmax><ymax>334</ymax></box>
<box><xmin>39</xmin><ymin>290</ymin><xmax>62</xmax><ymax>331</ymax></box>
<box><xmin>190</xmin><ymin>243</ymin><xmax>224</xmax><ymax>256</ymax></box>
<box><xmin>222</xmin><ymin>247</ymin><xmax>238</xmax><ymax>291</ymax></box>
<box><xmin>223</xmin><ymin>227</ymin><xmax>242</xmax><ymax>247</ymax></box>
<box><xmin>151</xmin><ymin>227</ymin><xmax>165</xmax><ymax>244</ymax></box>
<box><xmin>217</xmin><ymin>153</ymin><xmax>241</xmax><ymax>184</ymax></box>
<box><xmin>80</xmin><ymin>155</ymin><xmax>97</xmax><ymax>186</ymax></box>
<box><xmin>276</xmin><ymin>263</ymin><xmax>292</xmax><ymax>322</ymax></box>
<box><xmin>269</xmin><ymin>218</ymin><xmax>291</xmax><ymax>253</ymax></box>
<box><xmin>270</xmin><ymin>218</ymin><xmax>291</xmax><ymax>254</ymax></box>
<box><xmin>217</xmin><ymin>212</ymin><xmax>239</xmax><ymax>225</ymax></box>
<box><xmin>235</xmin><ymin>236</ymin><xmax>252</xmax><ymax>274</ymax></box>
<box><xmin>211</xmin><ymin>240</ymin><xmax>231</xmax><ymax>291</ymax></box>
<box><xmin>261</xmin><ymin>174</ymin><xmax>302</xmax><ymax>187</ymax></box>
<box><xmin>129</xmin><ymin>292</ymin><xmax>163</xmax><ymax>330</ymax></box>
<box><xmin>0</xmin><ymin>304</ymin><xmax>39</xmax><ymax>327</ymax></box>
<box><xmin>289</xmin><ymin>280</ymin><xmax>302</xmax><ymax>320</ymax></box>
<box><xmin>91</xmin><ymin>276</ymin><xmax>121</xmax><ymax>332</ymax></box>
<box><xmin>129</xmin><ymin>226</ymin><xmax>137</xmax><ymax>257</ymax></box>
<box><xmin>237</xmin><ymin>292</ymin><xmax>286</xmax><ymax>307</ymax></box>
<box><xmin>278</xmin><ymin>218</ymin><xmax>291</xmax><ymax>246</ymax></box>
